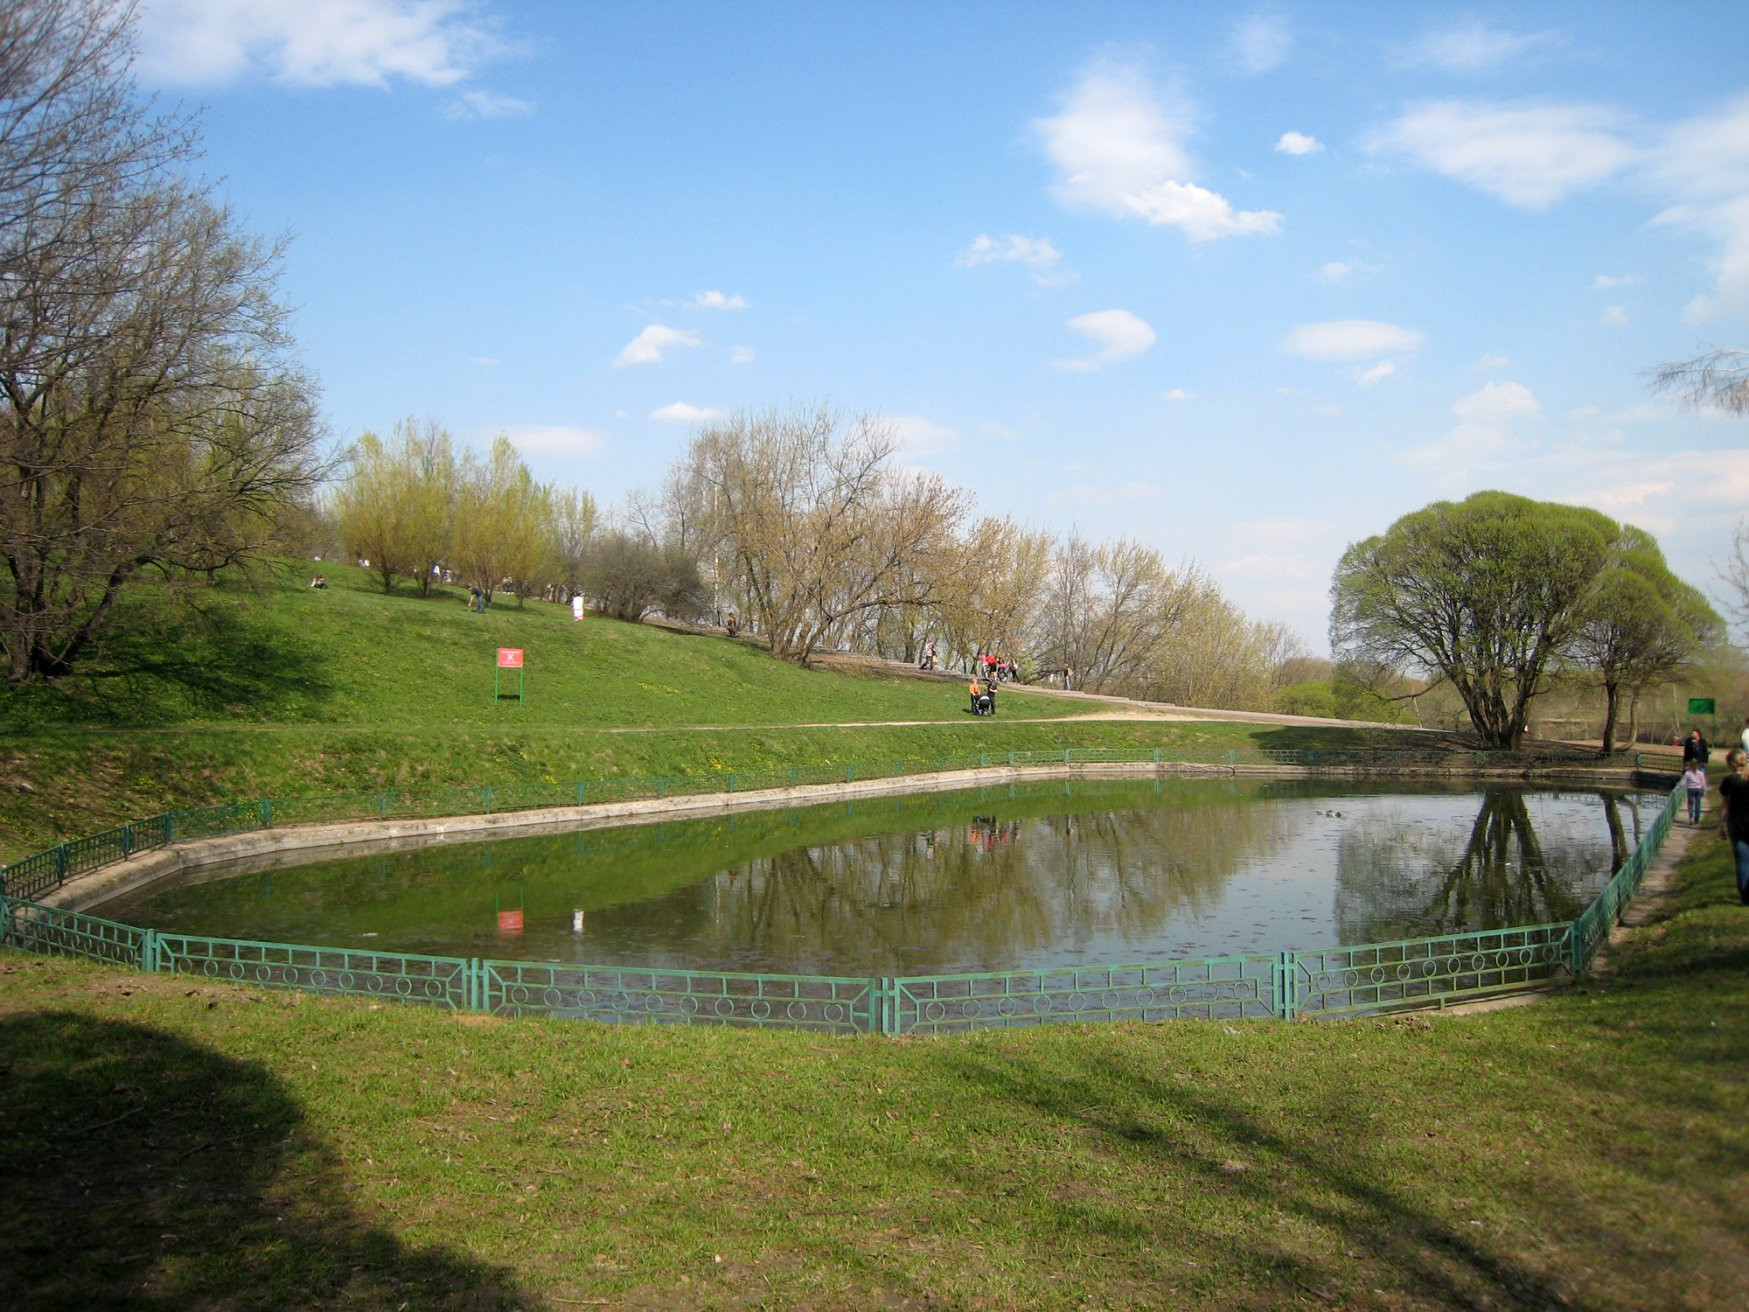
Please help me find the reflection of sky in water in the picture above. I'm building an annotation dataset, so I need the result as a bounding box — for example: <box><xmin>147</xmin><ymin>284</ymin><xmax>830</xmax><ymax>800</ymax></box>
<box><xmin>107</xmin><ymin>783</ymin><xmax>1662</xmax><ymax>977</ymax></box>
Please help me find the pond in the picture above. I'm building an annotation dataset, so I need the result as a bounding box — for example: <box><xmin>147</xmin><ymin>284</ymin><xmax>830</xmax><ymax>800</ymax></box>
<box><xmin>98</xmin><ymin>778</ymin><xmax>1662</xmax><ymax>977</ymax></box>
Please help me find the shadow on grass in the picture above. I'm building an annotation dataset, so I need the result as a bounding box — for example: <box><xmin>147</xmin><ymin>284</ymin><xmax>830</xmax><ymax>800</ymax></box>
<box><xmin>0</xmin><ymin>1011</ymin><xmax>539</xmax><ymax>1311</ymax></box>
<box><xmin>4</xmin><ymin>597</ymin><xmax>335</xmax><ymax>729</ymax></box>
<box><xmin>925</xmin><ymin>1043</ymin><xmax>1591</xmax><ymax>1309</ymax></box>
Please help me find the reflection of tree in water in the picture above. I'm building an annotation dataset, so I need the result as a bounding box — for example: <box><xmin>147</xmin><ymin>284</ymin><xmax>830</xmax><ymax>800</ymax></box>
<box><xmin>672</xmin><ymin>797</ymin><xmax>1288</xmax><ymax>974</ymax></box>
<box><xmin>1334</xmin><ymin>788</ymin><xmax>1643</xmax><ymax>944</ymax></box>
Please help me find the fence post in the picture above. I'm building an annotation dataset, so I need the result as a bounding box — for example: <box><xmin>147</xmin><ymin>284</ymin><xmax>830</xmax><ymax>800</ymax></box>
<box><xmin>260</xmin><ymin>799</ymin><xmax>272</xmax><ymax>829</ymax></box>
<box><xmin>1276</xmin><ymin>951</ymin><xmax>1297</xmax><ymax>1020</ymax></box>
<box><xmin>140</xmin><ymin>929</ymin><xmax>158</xmax><ymax>974</ymax></box>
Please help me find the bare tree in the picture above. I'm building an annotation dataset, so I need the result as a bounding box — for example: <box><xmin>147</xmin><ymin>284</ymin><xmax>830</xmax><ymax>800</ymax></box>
<box><xmin>1650</xmin><ymin>347</ymin><xmax>1749</xmax><ymax>416</ymax></box>
<box><xmin>683</xmin><ymin>404</ymin><xmax>970</xmax><ymax>664</ymax></box>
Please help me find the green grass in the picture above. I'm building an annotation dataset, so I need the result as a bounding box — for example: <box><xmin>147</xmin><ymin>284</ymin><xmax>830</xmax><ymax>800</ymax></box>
<box><xmin>0</xmin><ymin>560</ymin><xmax>1437</xmax><ymax>861</ymax></box>
<box><xmin>4</xmin><ymin>830</ymin><xmax>1745</xmax><ymax>1310</ymax></box>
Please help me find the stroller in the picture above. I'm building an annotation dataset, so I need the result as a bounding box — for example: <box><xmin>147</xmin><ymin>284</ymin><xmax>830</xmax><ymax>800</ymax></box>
<box><xmin>970</xmin><ymin>680</ymin><xmax>995</xmax><ymax>716</ymax></box>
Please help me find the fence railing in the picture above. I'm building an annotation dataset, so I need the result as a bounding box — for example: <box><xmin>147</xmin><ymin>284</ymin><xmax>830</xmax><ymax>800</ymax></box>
<box><xmin>0</xmin><ymin>752</ymin><xmax>1682</xmax><ymax>1031</ymax></box>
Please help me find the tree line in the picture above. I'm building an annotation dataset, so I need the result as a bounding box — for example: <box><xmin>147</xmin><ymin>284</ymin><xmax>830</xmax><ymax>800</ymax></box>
<box><xmin>326</xmin><ymin>404</ymin><xmax>1312</xmax><ymax>711</ymax></box>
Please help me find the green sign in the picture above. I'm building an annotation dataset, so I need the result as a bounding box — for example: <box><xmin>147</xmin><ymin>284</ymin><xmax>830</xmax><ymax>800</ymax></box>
<box><xmin>1688</xmin><ymin>697</ymin><xmax>1716</xmax><ymax>715</ymax></box>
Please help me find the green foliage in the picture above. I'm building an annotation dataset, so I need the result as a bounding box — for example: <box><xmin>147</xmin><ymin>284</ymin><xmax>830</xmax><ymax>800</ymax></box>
<box><xmin>1332</xmin><ymin>490</ymin><xmax>1685</xmax><ymax>749</ymax></box>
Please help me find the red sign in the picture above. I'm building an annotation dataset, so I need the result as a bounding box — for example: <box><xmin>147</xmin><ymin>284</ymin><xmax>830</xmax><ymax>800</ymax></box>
<box><xmin>497</xmin><ymin>648</ymin><xmax>524</xmax><ymax>669</ymax></box>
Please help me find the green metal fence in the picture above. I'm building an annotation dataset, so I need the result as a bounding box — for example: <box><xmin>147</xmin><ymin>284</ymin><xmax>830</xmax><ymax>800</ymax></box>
<box><xmin>0</xmin><ymin>751</ymin><xmax>1682</xmax><ymax>1031</ymax></box>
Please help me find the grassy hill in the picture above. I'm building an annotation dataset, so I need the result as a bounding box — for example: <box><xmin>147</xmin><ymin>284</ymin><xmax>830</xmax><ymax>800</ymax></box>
<box><xmin>1</xmin><ymin>560</ymin><xmax>1432</xmax><ymax>861</ymax></box>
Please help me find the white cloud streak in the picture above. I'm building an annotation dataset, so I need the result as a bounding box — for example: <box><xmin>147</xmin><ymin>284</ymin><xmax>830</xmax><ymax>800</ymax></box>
<box><xmin>1282</xmin><ymin>320</ymin><xmax>1424</xmax><ymax>361</ymax></box>
<box><xmin>494</xmin><ymin>425</ymin><xmax>605</xmax><ymax>459</ymax></box>
<box><xmin>1052</xmin><ymin>309</ymin><xmax>1157</xmax><ymax>372</ymax></box>
<box><xmin>1368</xmin><ymin>100</ymin><xmax>1640</xmax><ymax>209</ymax></box>
<box><xmin>1397</xmin><ymin>22</ymin><xmax>1560</xmax><ymax>74</ymax></box>
<box><xmin>650</xmin><ymin>402</ymin><xmax>722</xmax><ymax>423</ymax></box>
<box><xmin>136</xmin><ymin>0</ymin><xmax>509</xmax><ymax>89</ymax></box>
<box><xmin>613</xmin><ymin>324</ymin><xmax>702</xmax><ymax>367</ymax></box>
<box><xmin>690</xmin><ymin>291</ymin><xmax>748</xmax><ymax>310</ymax></box>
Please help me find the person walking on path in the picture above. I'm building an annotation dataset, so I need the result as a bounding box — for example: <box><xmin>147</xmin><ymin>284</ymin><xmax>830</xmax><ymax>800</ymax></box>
<box><xmin>1739</xmin><ymin>717</ymin><xmax>1749</xmax><ymax>755</ymax></box>
<box><xmin>1718</xmin><ymin>749</ymin><xmax>1749</xmax><ymax>905</ymax></box>
<box><xmin>1682</xmin><ymin>760</ymin><xmax>1708</xmax><ymax>824</ymax></box>
<box><xmin>1683</xmin><ymin>728</ymin><xmax>1709</xmax><ymax>767</ymax></box>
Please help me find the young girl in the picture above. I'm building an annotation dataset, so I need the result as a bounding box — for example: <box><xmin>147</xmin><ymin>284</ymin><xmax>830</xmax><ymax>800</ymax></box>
<box><xmin>1681</xmin><ymin>759</ymin><xmax>1707</xmax><ymax>823</ymax></box>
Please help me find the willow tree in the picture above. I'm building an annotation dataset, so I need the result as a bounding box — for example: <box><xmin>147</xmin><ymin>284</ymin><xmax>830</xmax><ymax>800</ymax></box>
<box><xmin>1331</xmin><ymin>492</ymin><xmax>1620</xmax><ymax>750</ymax></box>
<box><xmin>331</xmin><ymin>419</ymin><xmax>457</xmax><ymax>596</ymax></box>
<box><xmin>1567</xmin><ymin>526</ymin><xmax>1721</xmax><ymax>752</ymax></box>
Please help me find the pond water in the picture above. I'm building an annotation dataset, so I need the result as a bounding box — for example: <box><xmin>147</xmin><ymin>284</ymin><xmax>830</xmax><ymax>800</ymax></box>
<box><xmin>100</xmin><ymin>778</ymin><xmax>1663</xmax><ymax>977</ymax></box>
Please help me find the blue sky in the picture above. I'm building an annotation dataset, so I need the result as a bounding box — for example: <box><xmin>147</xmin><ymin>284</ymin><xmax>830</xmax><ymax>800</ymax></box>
<box><xmin>132</xmin><ymin>1</ymin><xmax>1749</xmax><ymax>652</ymax></box>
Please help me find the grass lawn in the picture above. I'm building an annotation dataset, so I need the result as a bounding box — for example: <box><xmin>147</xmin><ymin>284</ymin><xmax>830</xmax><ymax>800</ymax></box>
<box><xmin>3</xmin><ymin>828</ymin><xmax>1745</xmax><ymax>1310</ymax></box>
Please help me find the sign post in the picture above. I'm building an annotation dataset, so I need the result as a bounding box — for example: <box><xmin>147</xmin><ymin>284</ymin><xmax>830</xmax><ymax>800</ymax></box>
<box><xmin>494</xmin><ymin>647</ymin><xmax>525</xmax><ymax>706</ymax></box>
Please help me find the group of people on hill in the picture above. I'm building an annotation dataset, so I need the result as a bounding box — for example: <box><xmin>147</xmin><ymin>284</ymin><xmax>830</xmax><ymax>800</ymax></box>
<box><xmin>978</xmin><ymin>651</ymin><xmax>1016</xmax><ymax>683</ymax></box>
<box><xmin>1680</xmin><ymin>719</ymin><xmax>1749</xmax><ymax>907</ymax></box>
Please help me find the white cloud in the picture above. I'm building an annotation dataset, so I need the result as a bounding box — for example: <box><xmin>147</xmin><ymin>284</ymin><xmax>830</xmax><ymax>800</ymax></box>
<box><xmin>494</xmin><ymin>425</ymin><xmax>605</xmax><ymax>460</ymax></box>
<box><xmin>612</xmin><ymin>324</ymin><xmax>702</xmax><ymax>367</ymax></box>
<box><xmin>650</xmin><ymin>402</ymin><xmax>722</xmax><ymax>423</ymax></box>
<box><xmin>1368</xmin><ymin>100</ymin><xmax>1640</xmax><ymax>209</ymax></box>
<box><xmin>1398</xmin><ymin>22</ymin><xmax>1560</xmax><ymax>74</ymax></box>
<box><xmin>1282</xmin><ymin>319</ymin><xmax>1424</xmax><ymax>361</ymax></box>
<box><xmin>1355</xmin><ymin>361</ymin><xmax>1397</xmax><ymax>387</ymax></box>
<box><xmin>1452</xmin><ymin>380</ymin><xmax>1540</xmax><ymax>420</ymax></box>
<box><xmin>729</xmin><ymin>345</ymin><xmax>757</xmax><ymax>365</ymax></box>
<box><xmin>1275</xmin><ymin>131</ymin><xmax>1323</xmax><ymax>156</ymax></box>
<box><xmin>444</xmin><ymin>89</ymin><xmax>534</xmax><ymax>120</ymax></box>
<box><xmin>958</xmin><ymin>233</ymin><xmax>1068</xmax><ymax>284</ymax></box>
<box><xmin>1645</xmin><ymin>95</ymin><xmax>1749</xmax><ymax>318</ymax></box>
<box><xmin>1603</xmin><ymin>305</ymin><xmax>1628</xmax><ymax>327</ymax></box>
<box><xmin>690</xmin><ymin>291</ymin><xmax>748</xmax><ymax>310</ymax></box>
<box><xmin>889</xmin><ymin>416</ymin><xmax>961</xmax><ymax>459</ymax></box>
<box><xmin>1164</xmin><ymin>388</ymin><xmax>1191</xmax><ymax>402</ymax></box>
<box><xmin>1233</xmin><ymin>15</ymin><xmax>1292</xmax><ymax>75</ymax></box>
<box><xmin>1475</xmin><ymin>353</ymin><xmax>1510</xmax><ymax>371</ymax></box>
<box><xmin>469</xmin><ymin>355</ymin><xmax>500</xmax><ymax>367</ymax></box>
<box><xmin>1313</xmin><ymin>261</ymin><xmax>1355</xmax><ymax>284</ymax></box>
<box><xmin>136</xmin><ymin>0</ymin><xmax>508</xmax><ymax>89</ymax></box>
<box><xmin>1035</xmin><ymin>59</ymin><xmax>1282</xmax><ymax>241</ymax></box>
<box><xmin>1591</xmin><ymin>273</ymin><xmax>1641</xmax><ymax>289</ymax></box>
<box><xmin>1051</xmin><ymin>309</ymin><xmax>1157</xmax><ymax>372</ymax></box>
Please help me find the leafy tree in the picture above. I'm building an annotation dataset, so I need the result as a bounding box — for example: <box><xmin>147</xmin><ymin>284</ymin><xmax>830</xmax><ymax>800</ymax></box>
<box><xmin>450</xmin><ymin>436</ymin><xmax>551</xmax><ymax>606</ymax></box>
<box><xmin>1331</xmin><ymin>492</ymin><xmax>1620</xmax><ymax>750</ymax></box>
<box><xmin>330</xmin><ymin>420</ymin><xmax>457</xmax><ymax>595</ymax></box>
<box><xmin>1</xmin><ymin>0</ymin><xmax>323</xmax><ymax>682</ymax></box>
<box><xmin>1567</xmin><ymin>527</ymin><xmax>1722</xmax><ymax>752</ymax></box>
